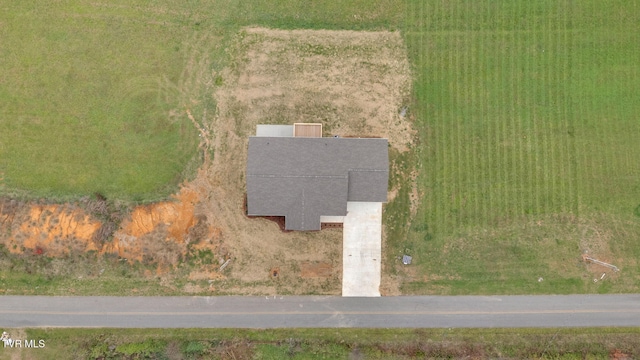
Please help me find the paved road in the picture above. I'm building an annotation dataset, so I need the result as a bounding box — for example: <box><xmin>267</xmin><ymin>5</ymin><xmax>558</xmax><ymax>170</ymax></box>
<box><xmin>1</xmin><ymin>295</ymin><xmax>639</xmax><ymax>328</ymax></box>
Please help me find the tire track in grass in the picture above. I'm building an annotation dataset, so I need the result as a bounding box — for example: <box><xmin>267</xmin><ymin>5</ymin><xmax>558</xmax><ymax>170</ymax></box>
<box><xmin>436</xmin><ymin>19</ymin><xmax>443</xmax><ymax>237</ymax></box>
<box><xmin>489</xmin><ymin>17</ymin><xmax>500</xmax><ymax>228</ymax></box>
<box><xmin>501</xmin><ymin>2</ymin><xmax>526</xmax><ymax>219</ymax></box>
<box><xmin>442</xmin><ymin>25</ymin><xmax>451</xmax><ymax>232</ymax></box>
<box><xmin>542</xmin><ymin>13</ymin><xmax>554</xmax><ymax>217</ymax></box>
<box><xmin>415</xmin><ymin>0</ymin><xmax>436</xmax><ymax>240</ymax></box>
<box><xmin>539</xmin><ymin>16</ymin><xmax>549</xmax><ymax>216</ymax></box>
<box><xmin>449</xmin><ymin>1</ymin><xmax>460</xmax><ymax>232</ymax></box>
<box><xmin>494</xmin><ymin>14</ymin><xmax>504</xmax><ymax>222</ymax></box>
<box><xmin>508</xmin><ymin>23</ymin><xmax>519</xmax><ymax>221</ymax></box>
<box><xmin>548</xmin><ymin>14</ymin><xmax>560</xmax><ymax>215</ymax></box>
<box><xmin>496</xmin><ymin>20</ymin><xmax>506</xmax><ymax>221</ymax></box>
<box><xmin>520</xmin><ymin>6</ymin><xmax>529</xmax><ymax>217</ymax></box>
<box><xmin>442</xmin><ymin>1</ymin><xmax>454</xmax><ymax>233</ymax></box>
<box><xmin>600</xmin><ymin>18</ymin><xmax>613</xmax><ymax>209</ymax></box>
<box><xmin>556</xmin><ymin>11</ymin><xmax>570</xmax><ymax>216</ymax></box>
<box><xmin>564</xmin><ymin>1</ymin><xmax>578</xmax><ymax>216</ymax></box>
<box><xmin>458</xmin><ymin>0</ymin><xmax>470</xmax><ymax>266</ymax></box>
<box><xmin>587</xmin><ymin>19</ymin><xmax>600</xmax><ymax>210</ymax></box>
<box><xmin>571</xmin><ymin>3</ymin><xmax>587</xmax><ymax>217</ymax></box>
<box><xmin>499</xmin><ymin>9</ymin><xmax>509</xmax><ymax>224</ymax></box>
<box><xmin>511</xmin><ymin>7</ymin><xmax>522</xmax><ymax>221</ymax></box>
<box><xmin>405</xmin><ymin>2</ymin><xmax>441</xmax><ymax>245</ymax></box>
<box><xmin>541</xmin><ymin>10</ymin><xmax>552</xmax><ymax>217</ymax></box>
<box><xmin>456</xmin><ymin>1</ymin><xmax>467</xmax><ymax>228</ymax></box>
<box><xmin>517</xmin><ymin>27</ymin><xmax>528</xmax><ymax>221</ymax></box>
<box><xmin>564</xmin><ymin>12</ymin><xmax>576</xmax><ymax>216</ymax></box>
<box><xmin>420</xmin><ymin>0</ymin><xmax>436</xmax><ymax>244</ymax></box>
<box><xmin>587</xmin><ymin>17</ymin><xmax>611</xmax><ymax>211</ymax></box>
<box><xmin>556</xmin><ymin>16</ymin><xmax>566</xmax><ymax>214</ymax></box>
<box><xmin>490</xmin><ymin>13</ymin><xmax>500</xmax><ymax>226</ymax></box>
<box><xmin>471</xmin><ymin>4</ymin><xmax>481</xmax><ymax>229</ymax></box>
<box><xmin>572</xmin><ymin>10</ymin><xmax>585</xmax><ymax>211</ymax></box>
<box><xmin>551</xmin><ymin>13</ymin><xmax>561</xmax><ymax>214</ymax></box>
<box><xmin>523</xmin><ymin>1</ymin><xmax>534</xmax><ymax>221</ymax></box>
<box><xmin>471</xmin><ymin>3</ymin><xmax>481</xmax><ymax>228</ymax></box>
<box><xmin>479</xmin><ymin>0</ymin><xmax>490</xmax><ymax>226</ymax></box>
<box><xmin>475</xmin><ymin>8</ymin><xmax>484</xmax><ymax>230</ymax></box>
<box><xmin>451</xmin><ymin>23</ymin><xmax>460</xmax><ymax>231</ymax></box>
<box><xmin>493</xmin><ymin>0</ymin><xmax>503</xmax><ymax>225</ymax></box>
<box><xmin>529</xmin><ymin>2</ymin><xmax>542</xmax><ymax>217</ymax></box>
<box><xmin>555</xmin><ymin>16</ymin><xmax>568</xmax><ymax>215</ymax></box>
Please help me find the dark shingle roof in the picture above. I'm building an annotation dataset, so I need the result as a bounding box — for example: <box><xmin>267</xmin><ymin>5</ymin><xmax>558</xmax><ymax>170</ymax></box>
<box><xmin>247</xmin><ymin>137</ymin><xmax>388</xmax><ymax>230</ymax></box>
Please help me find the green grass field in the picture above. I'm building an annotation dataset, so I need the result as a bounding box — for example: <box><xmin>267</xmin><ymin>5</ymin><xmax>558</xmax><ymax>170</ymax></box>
<box><xmin>2</xmin><ymin>327</ymin><xmax>636</xmax><ymax>359</ymax></box>
<box><xmin>391</xmin><ymin>0</ymin><xmax>640</xmax><ymax>294</ymax></box>
<box><xmin>1</xmin><ymin>1</ymin><xmax>639</xmax><ymax>295</ymax></box>
<box><xmin>0</xmin><ymin>1</ymin><xmax>229</xmax><ymax>201</ymax></box>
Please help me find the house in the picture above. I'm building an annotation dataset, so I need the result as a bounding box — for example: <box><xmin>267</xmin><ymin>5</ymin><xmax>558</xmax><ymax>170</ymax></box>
<box><xmin>246</xmin><ymin>123</ymin><xmax>389</xmax><ymax>231</ymax></box>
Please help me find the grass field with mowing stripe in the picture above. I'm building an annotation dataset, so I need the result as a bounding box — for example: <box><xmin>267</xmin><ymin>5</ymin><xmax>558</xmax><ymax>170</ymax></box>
<box><xmin>390</xmin><ymin>0</ymin><xmax>640</xmax><ymax>294</ymax></box>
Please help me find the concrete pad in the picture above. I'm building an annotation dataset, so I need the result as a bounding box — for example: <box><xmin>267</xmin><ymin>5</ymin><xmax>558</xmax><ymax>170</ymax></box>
<box><xmin>342</xmin><ymin>202</ymin><xmax>382</xmax><ymax>297</ymax></box>
<box><xmin>320</xmin><ymin>215</ymin><xmax>345</xmax><ymax>223</ymax></box>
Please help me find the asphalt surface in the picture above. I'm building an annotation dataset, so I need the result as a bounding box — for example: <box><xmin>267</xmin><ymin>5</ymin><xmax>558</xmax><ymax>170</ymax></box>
<box><xmin>1</xmin><ymin>295</ymin><xmax>639</xmax><ymax>328</ymax></box>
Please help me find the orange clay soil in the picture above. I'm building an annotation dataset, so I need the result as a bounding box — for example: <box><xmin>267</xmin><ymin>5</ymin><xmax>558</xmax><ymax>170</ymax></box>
<box><xmin>104</xmin><ymin>186</ymin><xmax>214</xmax><ymax>264</ymax></box>
<box><xmin>8</xmin><ymin>204</ymin><xmax>102</xmax><ymax>257</ymax></box>
<box><xmin>1</xmin><ymin>181</ymin><xmax>218</xmax><ymax>266</ymax></box>
<box><xmin>123</xmin><ymin>190</ymin><xmax>198</xmax><ymax>241</ymax></box>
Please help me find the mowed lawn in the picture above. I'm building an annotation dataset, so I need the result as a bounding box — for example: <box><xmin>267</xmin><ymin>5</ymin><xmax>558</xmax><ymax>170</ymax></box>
<box><xmin>0</xmin><ymin>1</ymin><xmax>224</xmax><ymax>201</ymax></box>
<box><xmin>394</xmin><ymin>0</ymin><xmax>640</xmax><ymax>294</ymax></box>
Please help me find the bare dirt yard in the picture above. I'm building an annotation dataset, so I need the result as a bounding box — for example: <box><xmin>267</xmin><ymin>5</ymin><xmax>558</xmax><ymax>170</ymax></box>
<box><xmin>0</xmin><ymin>27</ymin><xmax>414</xmax><ymax>295</ymax></box>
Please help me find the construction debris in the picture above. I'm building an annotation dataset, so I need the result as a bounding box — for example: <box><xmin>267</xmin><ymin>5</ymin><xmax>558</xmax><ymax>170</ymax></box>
<box><xmin>219</xmin><ymin>258</ymin><xmax>231</xmax><ymax>271</ymax></box>
<box><xmin>582</xmin><ymin>254</ymin><xmax>620</xmax><ymax>272</ymax></box>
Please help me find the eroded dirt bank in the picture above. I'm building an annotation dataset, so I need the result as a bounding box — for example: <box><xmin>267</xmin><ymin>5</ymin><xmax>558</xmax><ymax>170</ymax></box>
<box><xmin>0</xmin><ymin>180</ymin><xmax>219</xmax><ymax>265</ymax></box>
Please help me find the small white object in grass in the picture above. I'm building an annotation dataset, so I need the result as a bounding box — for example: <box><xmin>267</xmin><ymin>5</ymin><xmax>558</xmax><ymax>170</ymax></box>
<box><xmin>601</xmin><ymin>273</ymin><xmax>606</xmax><ymax>280</ymax></box>
<box><xmin>538</xmin><ymin>277</ymin><xmax>543</xmax><ymax>282</ymax></box>
<box><xmin>593</xmin><ymin>278</ymin><xmax>598</xmax><ymax>283</ymax></box>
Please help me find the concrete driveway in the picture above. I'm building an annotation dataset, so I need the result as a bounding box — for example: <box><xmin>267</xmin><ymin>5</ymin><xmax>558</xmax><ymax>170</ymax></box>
<box><xmin>342</xmin><ymin>202</ymin><xmax>382</xmax><ymax>296</ymax></box>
